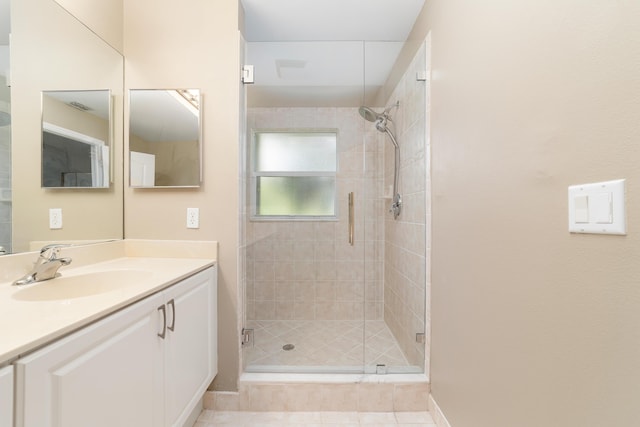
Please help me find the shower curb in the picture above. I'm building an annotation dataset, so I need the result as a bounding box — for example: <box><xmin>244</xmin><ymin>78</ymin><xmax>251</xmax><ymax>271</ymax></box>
<box><xmin>205</xmin><ymin>376</ymin><xmax>429</xmax><ymax>412</ymax></box>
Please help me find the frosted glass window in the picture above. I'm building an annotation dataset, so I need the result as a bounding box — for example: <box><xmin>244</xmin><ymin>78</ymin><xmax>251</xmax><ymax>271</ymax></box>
<box><xmin>255</xmin><ymin>132</ymin><xmax>336</xmax><ymax>172</ymax></box>
<box><xmin>252</xmin><ymin>131</ymin><xmax>337</xmax><ymax>219</ymax></box>
<box><xmin>257</xmin><ymin>177</ymin><xmax>335</xmax><ymax>216</ymax></box>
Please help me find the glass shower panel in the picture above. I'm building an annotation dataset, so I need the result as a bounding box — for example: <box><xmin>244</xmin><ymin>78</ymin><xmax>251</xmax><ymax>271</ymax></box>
<box><xmin>242</xmin><ymin>37</ymin><xmax>429</xmax><ymax>376</ymax></box>
<box><xmin>362</xmin><ymin>41</ymin><xmax>429</xmax><ymax>375</ymax></box>
<box><xmin>243</xmin><ymin>40</ymin><xmax>367</xmax><ymax>373</ymax></box>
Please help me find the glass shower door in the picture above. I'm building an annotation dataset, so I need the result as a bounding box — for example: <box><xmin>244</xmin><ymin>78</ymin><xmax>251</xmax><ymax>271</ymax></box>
<box><xmin>241</xmin><ymin>40</ymin><xmax>368</xmax><ymax>373</ymax></box>
<box><xmin>241</xmin><ymin>37</ymin><xmax>429</xmax><ymax>376</ymax></box>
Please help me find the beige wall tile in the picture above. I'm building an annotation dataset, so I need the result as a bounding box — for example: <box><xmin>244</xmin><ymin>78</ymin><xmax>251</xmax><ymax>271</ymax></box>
<box><xmin>393</xmin><ymin>383</ymin><xmax>430</xmax><ymax>412</ymax></box>
<box><xmin>357</xmin><ymin>383</ymin><xmax>395</xmax><ymax>412</ymax></box>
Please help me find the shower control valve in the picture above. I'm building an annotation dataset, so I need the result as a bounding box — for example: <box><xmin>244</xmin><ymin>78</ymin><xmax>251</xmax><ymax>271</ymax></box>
<box><xmin>390</xmin><ymin>193</ymin><xmax>402</xmax><ymax>219</ymax></box>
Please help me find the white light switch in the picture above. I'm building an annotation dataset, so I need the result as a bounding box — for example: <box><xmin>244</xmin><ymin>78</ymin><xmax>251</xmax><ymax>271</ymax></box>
<box><xmin>568</xmin><ymin>179</ymin><xmax>625</xmax><ymax>235</ymax></box>
<box><xmin>591</xmin><ymin>192</ymin><xmax>612</xmax><ymax>224</ymax></box>
<box><xmin>574</xmin><ymin>195</ymin><xmax>589</xmax><ymax>223</ymax></box>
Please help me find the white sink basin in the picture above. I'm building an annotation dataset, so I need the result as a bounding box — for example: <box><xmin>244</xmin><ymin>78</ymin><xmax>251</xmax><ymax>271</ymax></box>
<box><xmin>12</xmin><ymin>270</ymin><xmax>151</xmax><ymax>301</ymax></box>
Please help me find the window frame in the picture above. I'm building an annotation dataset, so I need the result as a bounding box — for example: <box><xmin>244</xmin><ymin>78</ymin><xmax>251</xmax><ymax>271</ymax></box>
<box><xmin>250</xmin><ymin>128</ymin><xmax>338</xmax><ymax>221</ymax></box>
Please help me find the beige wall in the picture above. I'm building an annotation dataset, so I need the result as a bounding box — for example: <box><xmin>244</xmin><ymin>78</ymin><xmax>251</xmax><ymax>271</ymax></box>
<box><xmin>130</xmin><ymin>135</ymin><xmax>200</xmax><ymax>187</ymax></box>
<box><xmin>123</xmin><ymin>0</ymin><xmax>241</xmax><ymax>391</ymax></box>
<box><xmin>54</xmin><ymin>0</ymin><xmax>123</xmax><ymax>53</ymax></box>
<box><xmin>148</xmin><ymin>141</ymin><xmax>200</xmax><ymax>187</ymax></box>
<box><xmin>407</xmin><ymin>1</ymin><xmax>640</xmax><ymax>426</ymax></box>
<box><xmin>11</xmin><ymin>0</ymin><xmax>124</xmax><ymax>253</ymax></box>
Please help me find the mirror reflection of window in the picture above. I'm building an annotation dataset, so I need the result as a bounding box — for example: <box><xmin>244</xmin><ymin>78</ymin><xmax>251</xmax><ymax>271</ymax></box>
<box><xmin>41</xmin><ymin>90</ymin><xmax>111</xmax><ymax>188</ymax></box>
<box><xmin>129</xmin><ymin>89</ymin><xmax>201</xmax><ymax>188</ymax></box>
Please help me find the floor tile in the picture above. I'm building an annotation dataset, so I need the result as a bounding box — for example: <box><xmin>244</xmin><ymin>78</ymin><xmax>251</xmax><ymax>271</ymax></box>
<box><xmin>196</xmin><ymin>410</ymin><xmax>437</xmax><ymax>426</ymax></box>
<box><xmin>394</xmin><ymin>412</ymin><xmax>434</xmax><ymax>424</ymax></box>
<box><xmin>245</xmin><ymin>320</ymin><xmax>413</xmax><ymax>370</ymax></box>
<box><xmin>358</xmin><ymin>411</ymin><xmax>397</xmax><ymax>423</ymax></box>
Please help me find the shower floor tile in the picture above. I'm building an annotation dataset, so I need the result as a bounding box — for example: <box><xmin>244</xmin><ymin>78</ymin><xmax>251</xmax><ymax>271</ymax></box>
<box><xmin>244</xmin><ymin>320</ymin><xmax>413</xmax><ymax>371</ymax></box>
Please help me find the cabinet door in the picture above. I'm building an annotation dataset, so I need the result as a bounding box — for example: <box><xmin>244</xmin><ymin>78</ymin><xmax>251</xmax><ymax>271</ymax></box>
<box><xmin>163</xmin><ymin>267</ymin><xmax>217</xmax><ymax>426</ymax></box>
<box><xmin>15</xmin><ymin>293</ymin><xmax>164</xmax><ymax>427</ymax></box>
<box><xmin>0</xmin><ymin>365</ymin><xmax>13</xmax><ymax>427</ymax></box>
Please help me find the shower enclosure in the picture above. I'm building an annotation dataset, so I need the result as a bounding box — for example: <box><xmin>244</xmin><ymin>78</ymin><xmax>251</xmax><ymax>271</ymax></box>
<box><xmin>240</xmin><ymin>39</ymin><xmax>430</xmax><ymax>376</ymax></box>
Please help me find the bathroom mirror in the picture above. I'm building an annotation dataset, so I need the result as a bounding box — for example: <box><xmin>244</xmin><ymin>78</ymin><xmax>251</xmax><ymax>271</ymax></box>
<box><xmin>41</xmin><ymin>90</ymin><xmax>112</xmax><ymax>188</ymax></box>
<box><xmin>129</xmin><ymin>89</ymin><xmax>202</xmax><ymax>188</ymax></box>
<box><xmin>7</xmin><ymin>0</ymin><xmax>124</xmax><ymax>253</ymax></box>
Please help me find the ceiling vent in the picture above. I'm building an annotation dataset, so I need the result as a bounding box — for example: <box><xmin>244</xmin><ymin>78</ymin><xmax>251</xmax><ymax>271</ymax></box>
<box><xmin>276</xmin><ymin>59</ymin><xmax>308</xmax><ymax>80</ymax></box>
<box><xmin>68</xmin><ymin>101</ymin><xmax>92</xmax><ymax>112</ymax></box>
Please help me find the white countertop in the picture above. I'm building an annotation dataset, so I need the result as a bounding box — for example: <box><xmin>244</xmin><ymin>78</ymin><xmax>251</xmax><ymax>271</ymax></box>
<box><xmin>0</xmin><ymin>240</ymin><xmax>217</xmax><ymax>365</ymax></box>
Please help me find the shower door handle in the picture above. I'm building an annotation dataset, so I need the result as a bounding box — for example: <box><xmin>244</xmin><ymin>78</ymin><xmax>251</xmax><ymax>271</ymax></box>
<box><xmin>348</xmin><ymin>192</ymin><xmax>354</xmax><ymax>246</ymax></box>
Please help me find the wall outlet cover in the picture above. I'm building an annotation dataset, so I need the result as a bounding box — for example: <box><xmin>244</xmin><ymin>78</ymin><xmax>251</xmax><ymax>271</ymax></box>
<box><xmin>49</xmin><ymin>208</ymin><xmax>62</xmax><ymax>229</ymax></box>
<box><xmin>186</xmin><ymin>208</ymin><xmax>199</xmax><ymax>229</ymax></box>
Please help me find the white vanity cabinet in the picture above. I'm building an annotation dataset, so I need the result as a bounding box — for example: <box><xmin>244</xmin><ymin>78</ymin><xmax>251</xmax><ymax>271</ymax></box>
<box><xmin>163</xmin><ymin>267</ymin><xmax>218</xmax><ymax>426</ymax></box>
<box><xmin>14</xmin><ymin>266</ymin><xmax>217</xmax><ymax>427</ymax></box>
<box><xmin>0</xmin><ymin>365</ymin><xmax>13</xmax><ymax>427</ymax></box>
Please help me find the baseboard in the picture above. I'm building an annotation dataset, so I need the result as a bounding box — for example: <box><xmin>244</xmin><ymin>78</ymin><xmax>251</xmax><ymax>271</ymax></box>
<box><xmin>428</xmin><ymin>394</ymin><xmax>452</xmax><ymax>427</ymax></box>
<box><xmin>182</xmin><ymin>396</ymin><xmax>203</xmax><ymax>427</ymax></box>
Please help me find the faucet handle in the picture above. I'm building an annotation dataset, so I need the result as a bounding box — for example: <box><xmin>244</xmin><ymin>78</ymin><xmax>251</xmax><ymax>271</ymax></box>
<box><xmin>39</xmin><ymin>244</ymin><xmax>71</xmax><ymax>260</ymax></box>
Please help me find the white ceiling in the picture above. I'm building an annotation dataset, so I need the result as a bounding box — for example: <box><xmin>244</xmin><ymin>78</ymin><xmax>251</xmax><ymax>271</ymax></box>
<box><xmin>130</xmin><ymin>90</ymin><xmax>199</xmax><ymax>143</ymax></box>
<box><xmin>45</xmin><ymin>90</ymin><xmax>111</xmax><ymax>120</ymax></box>
<box><xmin>241</xmin><ymin>0</ymin><xmax>425</xmax><ymax>107</ymax></box>
<box><xmin>242</xmin><ymin>0</ymin><xmax>425</xmax><ymax>42</ymax></box>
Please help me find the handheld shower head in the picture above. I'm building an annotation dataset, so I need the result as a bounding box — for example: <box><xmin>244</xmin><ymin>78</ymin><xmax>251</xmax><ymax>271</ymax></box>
<box><xmin>359</xmin><ymin>102</ymin><xmax>402</xmax><ymax>219</ymax></box>
<box><xmin>358</xmin><ymin>101</ymin><xmax>399</xmax><ymax>124</ymax></box>
<box><xmin>358</xmin><ymin>106</ymin><xmax>380</xmax><ymax>123</ymax></box>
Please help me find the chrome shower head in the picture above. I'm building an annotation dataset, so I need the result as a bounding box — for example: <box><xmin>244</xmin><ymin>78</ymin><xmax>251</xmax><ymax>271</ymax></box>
<box><xmin>358</xmin><ymin>106</ymin><xmax>381</xmax><ymax>123</ymax></box>
<box><xmin>359</xmin><ymin>101</ymin><xmax>399</xmax><ymax>126</ymax></box>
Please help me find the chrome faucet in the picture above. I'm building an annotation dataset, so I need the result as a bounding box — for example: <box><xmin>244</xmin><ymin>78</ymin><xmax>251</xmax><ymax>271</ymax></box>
<box><xmin>12</xmin><ymin>244</ymin><xmax>72</xmax><ymax>286</ymax></box>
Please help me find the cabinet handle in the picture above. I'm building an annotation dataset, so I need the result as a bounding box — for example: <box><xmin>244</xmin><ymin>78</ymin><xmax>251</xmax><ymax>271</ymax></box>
<box><xmin>157</xmin><ymin>305</ymin><xmax>166</xmax><ymax>339</ymax></box>
<box><xmin>167</xmin><ymin>299</ymin><xmax>176</xmax><ymax>332</ymax></box>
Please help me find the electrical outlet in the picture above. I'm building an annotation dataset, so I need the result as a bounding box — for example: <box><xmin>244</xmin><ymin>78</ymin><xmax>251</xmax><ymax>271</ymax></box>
<box><xmin>49</xmin><ymin>208</ymin><xmax>62</xmax><ymax>229</ymax></box>
<box><xmin>186</xmin><ymin>208</ymin><xmax>199</xmax><ymax>229</ymax></box>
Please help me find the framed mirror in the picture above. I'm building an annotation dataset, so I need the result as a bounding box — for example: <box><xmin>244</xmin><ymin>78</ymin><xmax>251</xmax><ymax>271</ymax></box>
<box><xmin>41</xmin><ymin>90</ymin><xmax>112</xmax><ymax>188</ymax></box>
<box><xmin>129</xmin><ymin>89</ymin><xmax>201</xmax><ymax>188</ymax></box>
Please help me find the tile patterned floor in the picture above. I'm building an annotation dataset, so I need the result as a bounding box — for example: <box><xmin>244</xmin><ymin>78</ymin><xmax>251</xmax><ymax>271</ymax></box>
<box><xmin>244</xmin><ymin>320</ymin><xmax>414</xmax><ymax>371</ymax></box>
<box><xmin>195</xmin><ymin>410</ymin><xmax>436</xmax><ymax>426</ymax></box>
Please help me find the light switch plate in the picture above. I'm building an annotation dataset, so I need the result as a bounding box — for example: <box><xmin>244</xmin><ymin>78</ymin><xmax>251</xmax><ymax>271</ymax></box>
<box><xmin>568</xmin><ymin>179</ymin><xmax>625</xmax><ymax>235</ymax></box>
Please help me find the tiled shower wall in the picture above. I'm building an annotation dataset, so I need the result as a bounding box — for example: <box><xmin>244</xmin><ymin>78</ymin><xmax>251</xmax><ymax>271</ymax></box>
<box><xmin>383</xmin><ymin>40</ymin><xmax>430</xmax><ymax>368</ymax></box>
<box><xmin>245</xmin><ymin>108</ymin><xmax>385</xmax><ymax>321</ymax></box>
